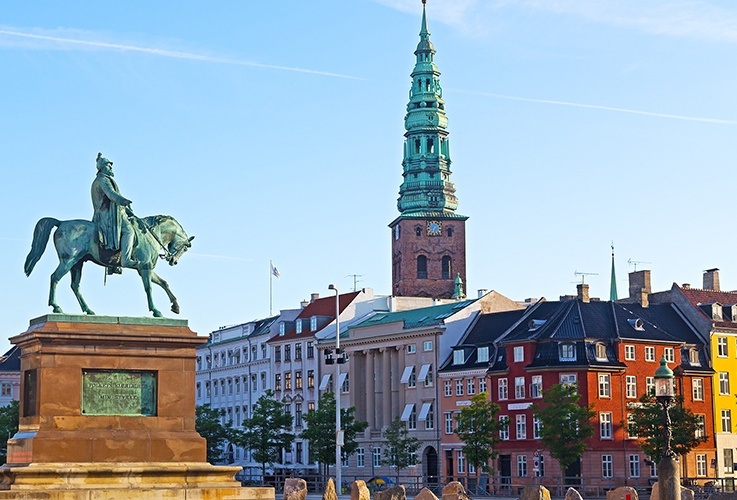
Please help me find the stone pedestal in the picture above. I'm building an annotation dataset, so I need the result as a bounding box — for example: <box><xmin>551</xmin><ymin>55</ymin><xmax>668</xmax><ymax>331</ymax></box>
<box><xmin>0</xmin><ymin>315</ymin><xmax>269</xmax><ymax>499</ymax></box>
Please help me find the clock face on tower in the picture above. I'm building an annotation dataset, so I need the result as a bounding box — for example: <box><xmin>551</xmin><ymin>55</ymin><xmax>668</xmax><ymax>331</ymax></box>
<box><xmin>426</xmin><ymin>220</ymin><xmax>442</xmax><ymax>236</ymax></box>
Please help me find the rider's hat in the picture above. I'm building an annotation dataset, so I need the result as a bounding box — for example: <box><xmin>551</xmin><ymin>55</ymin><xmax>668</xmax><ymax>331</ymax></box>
<box><xmin>96</xmin><ymin>152</ymin><xmax>112</xmax><ymax>171</ymax></box>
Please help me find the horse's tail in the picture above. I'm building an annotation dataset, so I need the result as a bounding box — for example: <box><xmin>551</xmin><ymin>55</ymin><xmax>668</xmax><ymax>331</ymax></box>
<box><xmin>24</xmin><ymin>217</ymin><xmax>61</xmax><ymax>276</ymax></box>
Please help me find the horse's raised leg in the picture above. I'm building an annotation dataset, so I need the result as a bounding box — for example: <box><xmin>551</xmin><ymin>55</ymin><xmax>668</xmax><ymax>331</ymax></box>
<box><xmin>70</xmin><ymin>261</ymin><xmax>95</xmax><ymax>315</ymax></box>
<box><xmin>138</xmin><ymin>269</ymin><xmax>162</xmax><ymax>317</ymax></box>
<box><xmin>48</xmin><ymin>259</ymin><xmax>76</xmax><ymax>314</ymax></box>
<box><xmin>149</xmin><ymin>271</ymin><xmax>180</xmax><ymax>314</ymax></box>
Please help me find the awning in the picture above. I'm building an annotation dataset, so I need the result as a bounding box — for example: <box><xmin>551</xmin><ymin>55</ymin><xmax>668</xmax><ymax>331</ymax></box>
<box><xmin>338</xmin><ymin>372</ymin><xmax>348</xmax><ymax>387</ymax></box>
<box><xmin>319</xmin><ymin>374</ymin><xmax>332</xmax><ymax>390</ymax></box>
<box><xmin>400</xmin><ymin>366</ymin><xmax>414</xmax><ymax>384</ymax></box>
<box><xmin>417</xmin><ymin>364</ymin><xmax>431</xmax><ymax>382</ymax></box>
<box><xmin>418</xmin><ymin>402</ymin><xmax>433</xmax><ymax>420</ymax></box>
<box><xmin>400</xmin><ymin>403</ymin><xmax>415</xmax><ymax>421</ymax></box>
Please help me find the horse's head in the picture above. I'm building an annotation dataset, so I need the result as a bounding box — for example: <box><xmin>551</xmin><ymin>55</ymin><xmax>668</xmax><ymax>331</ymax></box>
<box><xmin>146</xmin><ymin>216</ymin><xmax>194</xmax><ymax>266</ymax></box>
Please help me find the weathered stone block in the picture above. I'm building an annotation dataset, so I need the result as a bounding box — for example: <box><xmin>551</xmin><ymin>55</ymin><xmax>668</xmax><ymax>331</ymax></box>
<box><xmin>519</xmin><ymin>485</ymin><xmax>551</xmax><ymax>500</ymax></box>
<box><xmin>606</xmin><ymin>486</ymin><xmax>638</xmax><ymax>500</ymax></box>
<box><xmin>284</xmin><ymin>477</ymin><xmax>307</xmax><ymax>500</ymax></box>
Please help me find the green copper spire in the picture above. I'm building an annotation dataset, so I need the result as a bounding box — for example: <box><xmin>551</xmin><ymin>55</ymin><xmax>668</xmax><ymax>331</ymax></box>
<box><xmin>452</xmin><ymin>273</ymin><xmax>466</xmax><ymax>300</ymax></box>
<box><xmin>396</xmin><ymin>0</ymin><xmax>465</xmax><ymax>219</ymax></box>
<box><xmin>610</xmin><ymin>243</ymin><xmax>618</xmax><ymax>301</ymax></box>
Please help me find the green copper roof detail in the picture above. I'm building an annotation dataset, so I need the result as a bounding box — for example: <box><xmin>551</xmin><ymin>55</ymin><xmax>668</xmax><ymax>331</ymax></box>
<box><xmin>396</xmin><ymin>1</ymin><xmax>465</xmax><ymax>219</ymax></box>
<box><xmin>610</xmin><ymin>243</ymin><xmax>618</xmax><ymax>301</ymax></box>
<box><xmin>452</xmin><ymin>273</ymin><xmax>466</xmax><ymax>300</ymax></box>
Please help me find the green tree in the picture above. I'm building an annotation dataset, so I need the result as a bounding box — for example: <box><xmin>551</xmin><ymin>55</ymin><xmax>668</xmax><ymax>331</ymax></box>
<box><xmin>627</xmin><ymin>393</ymin><xmax>707</xmax><ymax>460</ymax></box>
<box><xmin>237</xmin><ymin>390</ymin><xmax>295</xmax><ymax>479</ymax></box>
<box><xmin>195</xmin><ymin>404</ymin><xmax>236</xmax><ymax>463</ymax></box>
<box><xmin>531</xmin><ymin>383</ymin><xmax>595</xmax><ymax>474</ymax></box>
<box><xmin>455</xmin><ymin>392</ymin><xmax>501</xmax><ymax>483</ymax></box>
<box><xmin>383</xmin><ymin>417</ymin><xmax>421</xmax><ymax>481</ymax></box>
<box><xmin>0</xmin><ymin>400</ymin><xmax>19</xmax><ymax>464</ymax></box>
<box><xmin>300</xmin><ymin>391</ymin><xmax>368</xmax><ymax>476</ymax></box>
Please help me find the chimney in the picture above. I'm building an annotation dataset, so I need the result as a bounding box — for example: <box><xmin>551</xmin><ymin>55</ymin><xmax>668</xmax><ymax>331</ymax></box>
<box><xmin>640</xmin><ymin>289</ymin><xmax>649</xmax><ymax>308</ymax></box>
<box><xmin>477</xmin><ymin>289</ymin><xmax>488</xmax><ymax>298</ymax></box>
<box><xmin>577</xmin><ymin>283</ymin><xmax>590</xmax><ymax>303</ymax></box>
<box><xmin>310</xmin><ymin>293</ymin><xmax>320</xmax><ymax>303</ymax></box>
<box><xmin>628</xmin><ymin>270</ymin><xmax>651</xmax><ymax>298</ymax></box>
<box><xmin>300</xmin><ymin>300</ymin><xmax>309</xmax><ymax>308</ymax></box>
<box><xmin>703</xmin><ymin>268</ymin><xmax>720</xmax><ymax>291</ymax></box>
<box><xmin>682</xmin><ymin>283</ymin><xmax>691</xmax><ymax>290</ymax></box>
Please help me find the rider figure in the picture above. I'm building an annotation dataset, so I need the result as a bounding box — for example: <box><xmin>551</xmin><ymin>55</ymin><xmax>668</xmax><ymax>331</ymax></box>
<box><xmin>91</xmin><ymin>152</ymin><xmax>139</xmax><ymax>272</ymax></box>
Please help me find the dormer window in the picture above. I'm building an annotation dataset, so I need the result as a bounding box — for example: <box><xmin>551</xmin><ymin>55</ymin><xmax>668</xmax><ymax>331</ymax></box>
<box><xmin>477</xmin><ymin>346</ymin><xmax>490</xmax><ymax>363</ymax></box>
<box><xmin>712</xmin><ymin>303</ymin><xmax>723</xmax><ymax>321</ymax></box>
<box><xmin>689</xmin><ymin>348</ymin><xmax>701</xmax><ymax>366</ymax></box>
<box><xmin>628</xmin><ymin>318</ymin><xmax>645</xmax><ymax>331</ymax></box>
<box><xmin>279</xmin><ymin>323</ymin><xmax>285</xmax><ymax>336</ymax></box>
<box><xmin>595</xmin><ymin>343</ymin><xmax>607</xmax><ymax>361</ymax></box>
<box><xmin>453</xmin><ymin>350</ymin><xmax>465</xmax><ymax>365</ymax></box>
<box><xmin>296</xmin><ymin>320</ymin><xmax>302</xmax><ymax>334</ymax></box>
<box><xmin>311</xmin><ymin>316</ymin><xmax>318</xmax><ymax>331</ymax></box>
<box><xmin>559</xmin><ymin>342</ymin><xmax>576</xmax><ymax>361</ymax></box>
<box><xmin>528</xmin><ymin>319</ymin><xmax>546</xmax><ymax>331</ymax></box>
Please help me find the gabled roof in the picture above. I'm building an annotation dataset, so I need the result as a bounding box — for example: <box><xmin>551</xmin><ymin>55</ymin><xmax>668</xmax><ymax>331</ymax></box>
<box><xmin>248</xmin><ymin>315</ymin><xmax>279</xmax><ymax>338</ymax></box>
<box><xmin>269</xmin><ymin>291</ymin><xmax>361</xmax><ymax>342</ymax></box>
<box><xmin>678</xmin><ymin>286</ymin><xmax>737</xmax><ymax>329</ymax></box>
<box><xmin>350</xmin><ymin>299</ymin><xmax>476</xmax><ymax>331</ymax></box>
<box><xmin>0</xmin><ymin>346</ymin><xmax>20</xmax><ymax>372</ymax></box>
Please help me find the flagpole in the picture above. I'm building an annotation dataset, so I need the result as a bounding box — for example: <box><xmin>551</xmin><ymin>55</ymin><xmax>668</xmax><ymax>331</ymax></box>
<box><xmin>269</xmin><ymin>260</ymin><xmax>273</xmax><ymax>316</ymax></box>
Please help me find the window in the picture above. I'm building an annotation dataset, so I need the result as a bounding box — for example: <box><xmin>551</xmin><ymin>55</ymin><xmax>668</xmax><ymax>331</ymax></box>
<box><xmin>453</xmin><ymin>350</ymin><xmax>465</xmax><ymax>365</ymax></box>
<box><xmin>341</xmin><ymin>373</ymin><xmax>350</xmax><ymax>393</ymax></box>
<box><xmin>455</xmin><ymin>380</ymin><xmax>463</xmax><ymax>396</ymax></box>
<box><xmin>722</xmin><ymin>409</ymin><xmax>732</xmax><ymax>433</ymax></box>
<box><xmin>645</xmin><ymin>346</ymin><xmax>656</xmax><ymax>362</ymax></box>
<box><xmin>261</xmin><ymin>344</ymin><xmax>267</xmax><ymax>358</ymax></box>
<box><xmin>213</xmin><ymin>381</ymin><xmax>219</xmax><ymax>396</ymax></box>
<box><xmin>646</xmin><ymin>376</ymin><xmax>655</xmax><ymax>395</ymax></box>
<box><xmin>279</xmin><ymin>323</ymin><xmax>285</xmax><ymax>335</ymax></box>
<box><xmin>307</xmin><ymin>370</ymin><xmax>314</xmax><ymax>388</ymax></box>
<box><xmin>499</xmin><ymin>416</ymin><xmax>510</xmax><ymax>440</ymax></box>
<box><xmin>442</xmin><ymin>256</ymin><xmax>452</xmax><ymax>280</ymax></box>
<box><xmin>228</xmin><ymin>379</ymin><xmax>233</xmax><ymax>394</ymax></box>
<box><xmin>275</xmin><ymin>374</ymin><xmax>282</xmax><ymax>391</ymax></box>
<box><xmin>517</xmin><ymin>455</ymin><xmax>528</xmax><ymax>477</ymax></box>
<box><xmin>720</xmin><ymin>372</ymin><xmax>731</xmax><ymax>395</ymax></box>
<box><xmin>689</xmin><ymin>349</ymin><xmax>700</xmax><ymax>365</ymax></box>
<box><xmin>595</xmin><ymin>343</ymin><xmax>607</xmax><ymax>360</ymax></box>
<box><xmin>285</xmin><ymin>372</ymin><xmax>292</xmax><ymax>390</ymax></box>
<box><xmin>625</xmin><ymin>345</ymin><xmax>636</xmax><ymax>361</ymax></box>
<box><xmin>275</xmin><ymin>346</ymin><xmax>281</xmax><ymax>362</ymax></box>
<box><xmin>408</xmin><ymin>406</ymin><xmax>417</xmax><ymax>430</ymax></box>
<box><xmin>407</xmin><ymin>344</ymin><xmax>416</xmax><ymax>354</ymax></box>
<box><xmin>355</xmin><ymin>448</ymin><xmax>365</xmax><ymax>468</ymax></box>
<box><xmin>261</xmin><ymin>372</ymin><xmax>266</xmax><ymax>390</ymax></box>
<box><xmin>424</xmin><ymin>341</ymin><xmax>433</xmax><ymax>351</ymax></box>
<box><xmin>251</xmin><ymin>374</ymin><xmax>257</xmax><ymax>392</ymax></box>
<box><xmin>626</xmin><ymin>376</ymin><xmax>637</xmax><ymax>399</ymax></box>
<box><xmin>310</xmin><ymin>316</ymin><xmax>318</xmax><ymax>331</ymax></box>
<box><xmin>600</xmin><ymin>413</ymin><xmax>613</xmax><ymax>439</ymax></box>
<box><xmin>457</xmin><ymin>451</ymin><xmax>466</xmax><ymax>474</ymax></box>
<box><xmin>559</xmin><ymin>343</ymin><xmax>576</xmax><ymax>361</ymax></box>
<box><xmin>629</xmin><ymin>455</ymin><xmax>641</xmax><ymax>478</ymax></box>
<box><xmin>695</xmin><ymin>414</ymin><xmax>706</xmax><ymax>439</ymax></box>
<box><xmin>516</xmin><ymin>414</ymin><xmax>527</xmax><ymax>440</ymax></box>
<box><xmin>196</xmin><ymin>382</ymin><xmax>201</xmax><ymax>399</ymax></box>
<box><xmin>307</xmin><ymin>341</ymin><xmax>314</xmax><ymax>358</ymax></box>
<box><xmin>284</xmin><ymin>345</ymin><xmax>291</xmax><ymax>362</ymax></box>
<box><xmin>295</xmin><ymin>371</ymin><xmax>303</xmax><ymax>390</ymax></box>
<box><xmin>602</xmin><ymin>455</ymin><xmax>613</xmax><ymax>478</ymax></box>
<box><xmin>692</xmin><ymin>378</ymin><xmax>704</xmax><ymax>401</ymax></box>
<box><xmin>479</xmin><ymin>377</ymin><xmax>487</xmax><ymax>393</ymax></box>
<box><xmin>295</xmin><ymin>442</ymin><xmax>303</xmax><ymax>464</ymax></box>
<box><xmin>598</xmin><ymin>373</ymin><xmax>611</xmax><ymax>398</ymax></box>
<box><xmin>467</xmin><ymin>378</ymin><xmax>475</xmax><ymax>395</ymax></box>
<box><xmin>408</xmin><ymin>369</ymin><xmax>416</xmax><ymax>388</ymax></box>
<box><xmin>533</xmin><ymin>417</ymin><xmax>542</xmax><ymax>439</ymax></box>
<box><xmin>424</xmin><ymin>403</ymin><xmax>434</xmax><ymax>430</ymax></box>
<box><xmin>445</xmin><ymin>412</ymin><xmax>454</xmax><ymax>434</ymax></box>
<box><xmin>373</xmin><ymin>447</ymin><xmax>381</xmax><ymax>467</ymax></box>
<box><xmin>424</xmin><ymin>365</ymin><xmax>434</xmax><ymax>387</ymax></box>
<box><xmin>515</xmin><ymin>377</ymin><xmax>526</xmax><ymax>399</ymax></box>
<box><xmin>724</xmin><ymin>449</ymin><xmax>734</xmax><ymax>474</ymax></box>
<box><xmin>477</xmin><ymin>346</ymin><xmax>490</xmax><ymax>363</ymax></box>
<box><xmin>627</xmin><ymin>414</ymin><xmax>638</xmax><ymax>439</ymax></box>
<box><xmin>560</xmin><ymin>373</ymin><xmax>577</xmax><ymax>387</ymax></box>
<box><xmin>664</xmin><ymin>347</ymin><xmax>674</xmax><ymax>363</ymax></box>
<box><xmin>531</xmin><ymin>376</ymin><xmax>542</xmax><ymax>398</ymax></box>
<box><xmin>296</xmin><ymin>321</ymin><xmax>302</xmax><ymax>334</ymax></box>
<box><xmin>514</xmin><ymin>346</ymin><xmax>524</xmax><ymax>362</ymax></box>
<box><xmin>498</xmin><ymin>378</ymin><xmax>508</xmax><ymax>400</ymax></box>
<box><xmin>417</xmin><ymin>256</ymin><xmax>428</xmax><ymax>279</ymax></box>
<box><xmin>295</xmin><ymin>343</ymin><xmax>302</xmax><ymax>360</ymax></box>
<box><xmin>696</xmin><ymin>454</ymin><xmax>707</xmax><ymax>477</ymax></box>
<box><xmin>444</xmin><ymin>380</ymin><xmax>452</xmax><ymax>397</ymax></box>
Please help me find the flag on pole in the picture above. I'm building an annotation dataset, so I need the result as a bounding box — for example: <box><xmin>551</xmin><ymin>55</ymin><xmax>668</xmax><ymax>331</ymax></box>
<box><xmin>271</xmin><ymin>263</ymin><xmax>280</xmax><ymax>279</ymax></box>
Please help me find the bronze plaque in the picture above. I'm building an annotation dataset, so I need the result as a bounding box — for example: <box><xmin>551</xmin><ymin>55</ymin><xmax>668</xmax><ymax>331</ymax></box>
<box><xmin>81</xmin><ymin>370</ymin><xmax>157</xmax><ymax>416</ymax></box>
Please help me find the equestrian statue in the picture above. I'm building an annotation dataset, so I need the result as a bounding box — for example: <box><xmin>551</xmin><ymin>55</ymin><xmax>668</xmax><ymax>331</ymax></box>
<box><xmin>24</xmin><ymin>153</ymin><xmax>194</xmax><ymax>318</ymax></box>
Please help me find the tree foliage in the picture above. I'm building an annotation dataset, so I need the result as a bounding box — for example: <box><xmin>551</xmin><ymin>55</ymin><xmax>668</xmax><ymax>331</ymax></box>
<box><xmin>0</xmin><ymin>400</ymin><xmax>19</xmax><ymax>464</ymax></box>
<box><xmin>531</xmin><ymin>383</ymin><xmax>595</xmax><ymax>473</ymax></box>
<box><xmin>627</xmin><ymin>393</ymin><xmax>707</xmax><ymax>459</ymax></box>
<box><xmin>237</xmin><ymin>390</ymin><xmax>295</xmax><ymax>478</ymax></box>
<box><xmin>195</xmin><ymin>404</ymin><xmax>235</xmax><ymax>463</ymax></box>
<box><xmin>454</xmin><ymin>392</ymin><xmax>501</xmax><ymax>476</ymax></box>
<box><xmin>300</xmin><ymin>391</ymin><xmax>368</xmax><ymax>475</ymax></box>
<box><xmin>382</xmin><ymin>417</ymin><xmax>421</xmax><ymax>480</ymax></box>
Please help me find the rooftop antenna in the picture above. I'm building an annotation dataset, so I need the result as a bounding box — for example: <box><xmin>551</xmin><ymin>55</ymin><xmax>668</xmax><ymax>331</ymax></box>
<box><xmin>574</xmin><ymin>271</ymin><xmax>598</xmax><ymax>284</ymax></box>
<box><xmin>627</xmin><ymin>259</ymin><xmax>651</xmax><ymax>272</ymax></box>
<box><xmin>346</xmin><ymin>274</ymin><xmax>363</xmax><ymax>292</ymax></box>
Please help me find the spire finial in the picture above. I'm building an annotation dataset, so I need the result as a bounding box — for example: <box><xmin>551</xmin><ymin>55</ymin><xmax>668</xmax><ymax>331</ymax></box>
<box><xmin>610</xmin><ymin>242</ymin><xmax>619</xmax><ymax>301</ymax></box>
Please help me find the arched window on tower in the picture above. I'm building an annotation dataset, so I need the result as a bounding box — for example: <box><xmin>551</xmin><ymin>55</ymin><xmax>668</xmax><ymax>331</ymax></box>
<box><xmin>442</xmin><ymin>256</ymin><xmax>452</xmax><ymax>280</ymax></box>
<box><xmin>425</xmin><ymin>78</ymin><xmax>431</xmax><ymax>91</ymax></box>
<box><xmin>428</xmin><ymin>138</ymin><xmax>434</xmax><ymax>154</ymax></box>
<box><xmin>417</xmin><ymin>256</ymin><xmax>428</xmax><ymax>279</ymax></box>
<box><xmin>415</xmin><ymin>139</ymin><xmax>421</xmax><ymax>154</ymax></box>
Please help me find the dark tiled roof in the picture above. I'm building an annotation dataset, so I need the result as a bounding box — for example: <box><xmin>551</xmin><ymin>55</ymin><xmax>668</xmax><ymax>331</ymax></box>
<box><xmin>248</xmin><ymin>315</ymin><xmax>279</xmax><ymax>337</ymax></box>
<box><xmin>0</xmin><ymin>346</ymin><xmax>20</xmax><ymax>372</ymax></box>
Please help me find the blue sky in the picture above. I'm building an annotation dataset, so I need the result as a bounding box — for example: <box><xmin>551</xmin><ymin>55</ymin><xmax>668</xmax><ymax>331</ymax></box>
<box><xmin>2</xmin><ymin>0</ymin><xmax>737</xmax><ymax>352</ymax></box>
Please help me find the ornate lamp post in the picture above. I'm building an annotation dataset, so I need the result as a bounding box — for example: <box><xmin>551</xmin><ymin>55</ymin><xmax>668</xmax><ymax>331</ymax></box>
<box><xmin>655</xmin><ymin>356</ymin><xmax>680</xmax><ymax>500</ymax></box>
<box><xmin>326</xmin><ymin>284</ymin><xmax>345</xmax><ymax>494</ymax></box>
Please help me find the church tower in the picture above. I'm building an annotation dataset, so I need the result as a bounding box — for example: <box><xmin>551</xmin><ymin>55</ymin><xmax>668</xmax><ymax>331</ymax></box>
<box><xmin>389</xmin><ymin>0</ymin><xmax>468</xmax><ymax>299</ymax></box>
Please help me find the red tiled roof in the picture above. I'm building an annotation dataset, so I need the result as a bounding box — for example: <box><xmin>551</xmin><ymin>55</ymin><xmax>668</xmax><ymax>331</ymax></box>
<box><xmin>678</xmin><ymin>285</ymin><xmax>737</xmax><ymax>329</ymax></box>
<box><xmin>267</xmin><ymin>291</ymin><xmax>361</xmax><ymax>343</ymax></box>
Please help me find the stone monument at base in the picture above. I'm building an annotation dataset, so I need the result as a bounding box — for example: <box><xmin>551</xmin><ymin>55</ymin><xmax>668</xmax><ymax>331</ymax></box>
<box><xmin>0</xmin><ymin>315</ymin><xmax>271</xmax><ymax>500</ymax></box>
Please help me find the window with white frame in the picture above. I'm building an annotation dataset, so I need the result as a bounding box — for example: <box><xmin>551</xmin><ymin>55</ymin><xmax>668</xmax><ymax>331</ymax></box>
<box><xmin>695</xmin><ymin>414</ymin><xmax>706</xmax><ymax>439</ymax></box>
<box><xmin>560</xmin><ymin>373</ymin><xmax>577</xmax><ymax>387</ymax></box>
<box><xmin>595</xmin><ymin>343</ymin><xmax>607</xmax><ymax>360</ymax></box>
<box><xmin>559</xmin><ymin>342</ymin><xmax>576</xmax><ymax>361</ymax></box>
<box><xmin>517</xmin><ymin>455</ymin><xmax>528</xmax><ymax>477</ymax></box>
<box><xmin>514</xmin><ymin>346</ymin><xmax>524</xmax><ymax>362</ymax></box>
<box><xmin>720</xmin><ymin>372</ymin><xmax>731</xmax><ymax>395</ymax></box>
<box><xmin>408</xmin><ymin>406</ymin><xmax>417</xmax><ymax>430</ymax></box>
<box><xmin>479</xmin><ymin>377</ymin><xmax>487</xmax><ymax>393</ymax></box>
<box><xmin>533</xmin><ymin>417</ymin><xmax>542</xmax><ymax>439</ymax></box>
<box><xmin>600</xmin><ymin>412</ymin><xmax>613</xmax><ymax>439</ymax></box>
<box><xmin>467</xmin><ymin>378</ymin><xmax>475</xmax><ymax>395</ymax></box>
<box><xmin>645</xmin><ymin>346</ymin><xmax>655</xmax><ymax>362</ymax></box>
<box><xmin>456</xmin><ymin>379</ymin><xmax>464</xmax><ymax>396</ymax></box>
<box><xmin>477</xmin><ymin>346</ymin><xmax>490</xmax><ymax>363</ymax></box>
<box><xmin>646</xmin><ymin>376</ymin><xmax>655</xmax><ymax>395</ymax></box>
<box><xmin>357</xmin><ymin>448</ymin><xmax>365</xmax><ymax>467</ymax></box>
<box><xmin>724</xmin><ymin>449</ymin><xmax>734</xmax><ymax>474</ymax></box>
<box><xmin>444</xmin><ymin>380</ymin><xmax>452</xmax><ymax>396</ymax></box>
<box><xmin>424</xmin><ymin>341</ymin><xmax>433</xmax><ymax>351</ymax></box>
<box><xmin>696</xmin><ymin>454</ymin><xmax>707</xmax><ymax>476</ymax></box>
<box><xmin>424</xmin><ymin>403</ymin><xmax>434</xmax><ymax>430</ymax></box>
<box><xmin>531</xmin><ymin>375</ymin><xmax>542</xmax><ymax>398</ymax></box>
<box><xmin>721</xmin><ymin>409</ymin><xmax>732</xmax><ymax>433</ymax></box>
<box><xmin>718</xmin><ymin>337</ymin><xmax>729</xmax><ymax>357</ymax></box>
<box><xmin>625</xmin><ymin>345</ymin><xmax>636</xmax><ymax>361</ymax></box>
<box><xmin>598</xmin><ymin>373</ymin><xmax>611</xmax><ymax>397</ymax></box>
<box><xmin>516</xmin><ymin>414</ymin><xmax>527</xmax><ymax>440</ymax></box>
<box><xmin>424</xmin><ymin>365</ymin><xmax>434</xmax><ymax>387</ymax></box>
<box><xmin>408</xmin><ymin>368</ymin><xmax>416</xmax><ymax>388</ymax></box>
<box><xmin>649</xmin><ymin>460</ymin><xmax>658</xmax><ymax>478</ymax></box>
<box><xmin>499</xmin><ymin>415</ymin><xmax>510</xmax><ymax>440</ymax></box>
<box><xmin>453</xmin><ymin>350</ymin><xmax>465</xmax><ymax>365</ymax></box>
<box><xmin>692</xmin><ymin>378</ymin><xmax>704</xmax><ymax>401</ymax></box>
<box><xmin>629</xmin><ymin>455</ymin><xmax>641</xmax><ymax>478</ymax></box>
<box><xmin>296</xmin><ymin>321</ymin><xmax>302</xmax><ymax>334</ymax></box>
<box><xmin>310</xmin><ymin>316</ymin><xmax>318</xmax><ymax>331</ymax></box>
<box><xmin>602</xmin><ymin>455</ymin><xmax>613</xmax><ymax>478</ymax></box>
<box><xmin>689</xmin><ymin>349</ymin><xmax>700</xmax><ymax>365</ymax></box>
<box><xmin>445</xmin><ymin>412</ymin><xmax>454</xmax><ymax>434</ymax></box>
<box><xmin>306</xmin><ymin>341</ymin><xmax>314</xmax><ymax>358</ymax></box>
<box><xmin>626</xmin><ymin>376</ymin><xmax>637</xmax><ymax>399</ymax></box>
<box><xmin>407</xmin><ymin>344</ymin><xmax>416</xmax><ymax>354</ymax></box>
<box><xmin>457</xmin><ymin>451</ymin><xmax>466</xmax><ymax>474</ymax></box>
<box><xmin>627</xmin><ymin>413</ymin><xmax>638</xmax><ymax>438</ymax></box>
<box><xmin>498</xmin><ymin>378</ymin><xmax>508</xmax><ymax>400</ymax></box>
<box><xmin>664</xmin><ymin>347</ymin><xmax>674</xmax><ymax>363</ymax></box>
<box><xmin>373</xmin><ymin>447</ymin><xmax>381</xmax><ymax>467</ymax></box>
<box><xmin>515</xmin><ymin>377</ymin><xmax>526</xmax><ymax>399</ymax></box>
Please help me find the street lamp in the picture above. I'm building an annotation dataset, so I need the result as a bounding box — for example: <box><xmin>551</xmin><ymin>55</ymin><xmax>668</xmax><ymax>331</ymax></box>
<box><xmin>327</xmin><ymin>284</ymin><xmax>345</xmax><ymax>494</ymax></box>
<box><xmin>654</xmin><ymin>356</ymin><xmax>680</xmax><ymax>500</ymax></box>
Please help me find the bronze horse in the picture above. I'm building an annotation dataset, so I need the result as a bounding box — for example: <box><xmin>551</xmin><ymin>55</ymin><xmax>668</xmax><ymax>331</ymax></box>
<box><xmin>24</xmin><ymin>215</ymin><xmax>193</xmax><ymax>317</ymax></box>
